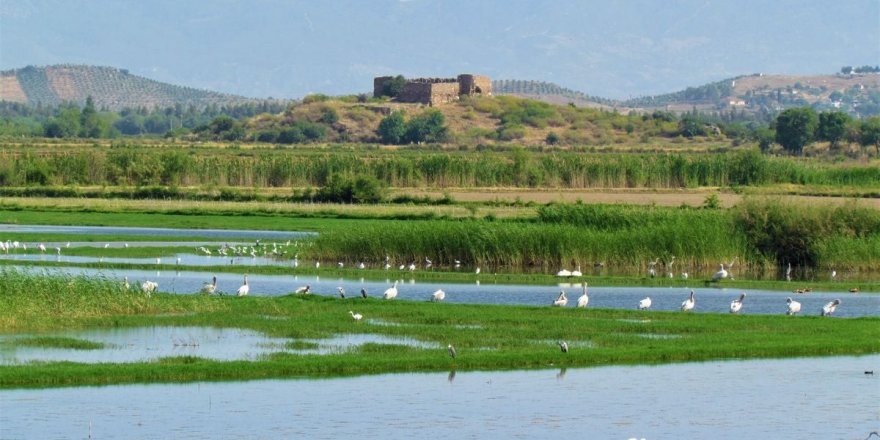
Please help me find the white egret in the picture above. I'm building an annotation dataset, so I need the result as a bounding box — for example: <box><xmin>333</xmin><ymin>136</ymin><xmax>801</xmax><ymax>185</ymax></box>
<box><xmin>785</xmin><ymin>262</ymin><xmax>792</xmax><ymax>281</ymax></box>
<box><xmin>447</xmin><ymin>344</ymin><xmax>456</xmax><ymax>359</ymax></box>
<box><xmin>821</xmin><ymin>299</ymin><xmax>840</xmax><ymax>317</ymax></box>
<box><xmin>712</xmin><ymin>264</ymin><xmax>728</xmax><ymax>281</ymax></box>
<box><xmin>315</xmin><ymin>261</ymin><xmax>320</xmax><ymax>269</ymax></box>
<box><xmin>337</xmin><ymin>287</ymin><xmax>346</xmax><ymax>299</ymax></box>
<box><xmin>729</xmin><ymin>293</ymin><xmax>746</xmax><ymax>314</ymax></box>
<box><xmin>454</xmin><ymin>259</ymin><xmax>461</xmax><ymax>268</ymax></box>
<box><xmin>638</xmin><ymin>297</ymin><xmax>652</xmax><ymax>310</ymax></box>
<box><xmin>38</xmin><ymin>243</ymin><xmax>46</xmax><ymax>253</ymax></box>
<box><xmin>576</xmin><ymin>283</ymin><xmax>589</xmax><ymax>308</ymax></box>
<box><xmin>681</xmin><ymin>290</ymin><xmax>695</xmax><ymax>312</ymax></box>
<box><xmin>571</xmin><ymin>265</ymin><xmax>583</xmax><ymax>277</ymax></box>
<box><xmin>358</xmin><ymin>262</ymin><xmax>365</xmax><ymax>269</ymax></box>
<box><xmin>475</xmin><ymin>267</ymin><xmax>481</xmax><ymax>275</ymax></box>
<box><xmin>556</xmin><ymin>268</ymin><xmax>572</xmax><ymax>277</ymax></box>
<box><xmin>681</xmin><ymin>272</ymin><xmax>689</xmax><ymax>280</ymax></box>
<box><xmin>383</xmin><ymin>281</ymin><xmax>399</xmax><ymax>299</ymax></box>
<box><xmin>201</xmin><ymin>276</ymin><xmax>217</xmax><ymax>294</ymax></box>
<box><xmin>295</xmin><ymin>284</ymin><xmax>311</xmax><ymax>295</ymax></box>
<box><xmin>558</xmin><ymin>341</ymin><xmax>569</xmax><ymax>353</ymax></box>
<box><xmin>236</xmin><ymin>275</ymin><xmax>249</xmax><ymax>297</ymax></box>
<box><xmin>552</xmin><ymin>291</ymin><xmax>568</xmax><ymax>307</ymax></box>
<box><xmin>431</xmin><ymin>289</ymin><xmax>446</xmax><ymax>302</ymax></box>
<box><xmin>349</xmin><ymin>310</ymin><xmax>363</xmax><ymax>321</ymax></box>
<box><xmin>830</xmin><ymin>270</ymin><xmax>837</xmax><ymax>281</ymax></box>
<box><xmin>786</xmin><ymin>297</ymin><xmax>801</xmax><ymax>315</ymax></box>
<box><xmin>123</xmin><ymin>276</ymin><xmax>130</xmax><ymax>290</ymax></box>
<box><xmin>408</xmin><ymin>263</ymin><xmax>416</xmax><ymax>271</ymax></box>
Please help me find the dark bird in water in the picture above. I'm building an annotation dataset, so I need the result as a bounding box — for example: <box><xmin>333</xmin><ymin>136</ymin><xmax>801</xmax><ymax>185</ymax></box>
<box><xmin>558</xmin><ymin>341</ymin><xmax>569</xmax><ymax>353</ymax></box>
<box><xmin>337</xmin><ymin>287</ymin><xmax>346</xmax><ymax>299</ymax></box>
<box><xmin>361</xmin><ymin>288</ymin><xmax>368</xmax><ymax>299</ymax></box>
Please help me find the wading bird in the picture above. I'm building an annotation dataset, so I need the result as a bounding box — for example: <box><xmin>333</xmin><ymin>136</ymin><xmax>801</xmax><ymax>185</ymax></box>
<box><xmin>553</xmin><ymin>291</ymin><xmax>568</xmax><ymax>307</ymax></box>
<box><xmin>447</xmin><ymin>344</ymin><xmax>456</xmax><ymax>359</ymax></box>
<box><xmin>431</xmin><ymin>289</ymin><xmax>446</xmax><ymax>302</ymax></box>
<box><xmin>123</xmin><ymin>276</ymin><xmax>130</xmax><ymax>290</ymax></box>
<box><xmin>556</xmin><ymin>268</ymin><xmax>572</xmax><ymax>277</ymax></box>
<box><xmin>349</xmin><ymin>310</ymin><xmax>363</xmax><ymax>322</ymax></box>
<box><xmin>360</xmin><ymin>288</ymin><xmax>368</xmax><ymax>299</ymax></box>
<box><xmin>576</xmin><ymin>283</ymin><xmax>589</xmax><ymax>308</ymax></box>
<box><xmin>821</xmin><ymin>299</ymin><xmax>840</xmax><ymax>317</ymax></box>
<box><xmin>729</xmin><ymin>293</ymin><xmax>746</xmax><ymax>314</ymax></box>
<box><xmin>712</xmin><ymin>264</ymin><xmax>728</xmax><ymax>281</ymax></box>
<box><xmin>236</xmin><ymin>275</ymin><xmax>249</xmax><ymax>297</ymax></box>
<box><xmin>681</xmin><ymin>290</ymin><xmax>696</xmax><ymax>312</ymax></box>
<box><xmin>558</xmin><ymin>341</ymin><xmax>569</xmax><ymax>353</ymax></box>
<box><xmin>337</xmin><ymin>287</ymin><xmax>346</xmax><ymax>298</ymax></box>
<box><xmin>294</xmin><ymin>284</ymin><xmax>311</xmax><ymax>295</ymax></box>
<box><xmin>786</xmin><ymin>297</ymin><xmax>801</xmax><ymax>315</ymax></box>
<box><xmin>201</xmin><ymin>276</ymin><xmax>217</xmax><ymax>294</ymax></box>
<box><xmin>785</xmin><ymin>262</ymin><xmax>792</xmax><ymax>281</ymax></box>
<box><xmin>383</xmin><ymin>281</ymin><xmax>399</xmax><ymax>299</ymax></box>
<box><xmin>141</xmin><ymin>280</ymin><xmax>158</xmax><ymax>295</ymax></box>
<box><xmin>571</xmin><ymin>265</ymin><xmax>583</xmax><ymax>277</ymax></box>
<box><xmin>638</xmin><ymin>297</ymin><xmax>652</xmax><ymax>310</ymax></box>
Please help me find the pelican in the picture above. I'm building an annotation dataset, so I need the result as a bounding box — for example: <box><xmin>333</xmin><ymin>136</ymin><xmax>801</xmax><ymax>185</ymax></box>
<box><xmin>821</xmin><ymin>299</ymin><xmax>840</xmax><ymax>317</ymax></box>
<box><xmin>681</xmin><ymin>290</ymin><xmax>695</xmax><ymax>312</ymax></box>
<box><xmin>383</xmin><ymin>281</ymin><xmax>399</xmax><ymax>299</ymax></box>
<box><xmin>558</xmin><ymin>340</ymin><xmax>569</xmax><ymax>353</ymax></box>
<box><xmin>431</xmin><ymin>289</ymin><xmax>446</xmax><ymax>302</ymax></box>
<box><xmin>360</xmin><ymin>288</ymin><xmax>368</xmax><ymax>298</ymax></box>
<box><xmin>729</xmin><ymin>293</ymin><xmax>745</xmax><ymax>314</ymax></box>
<box><xmin>141</xmin><ymin>280</ymin><xmax>158</xmax><ymax>295</ymax></box>
<box><xmin>236</xmin><ymin>275</ymin><xmax>249</xmax><ymax>297</ymax></box>
<box><xmin>349</xmin><ymin>310</ymin><xmax>363</xmax><ymax>321</ymax></box>
<box><xmin>576</xmin><ymin>283</ymin><xmax>589</xmax><ymax>308</ymax></box>
<box><xmin>337</xmin><ymin>287</ymin><xmax>346</xmax><ymax>299</ymax></box>
<box><xmin>638</xmin><ymin>297</ymin><xmax>652</xmax><ymax>310</ymax></box>
<box><xmin>786</xmin><ymin>297</ymin><xmax>801</xmax><ymax>315</ymax></box>
<box><xmin>556</xmin><ymin>268</ymin><xmax>572</xmax><ymax>277</ymax></box>
<box><xmin>552</xmin><ymin>291</ymin><xmax>568</xmax><ymax>307</ymax></box>
<box><xmin>447</xmin><ymin>344</ymin><xmax>456</xmax><ymax>359</ymax></box>
<box><xmin>712</xmin><ymin>264</ymin><xmax>728</xmax><ymax>281</ymax></box>
<box><xmin>294</xmin><ymin>284</ymin><xmax>311</xmax><ymax>295</ymax></box>
<box><xmin>201</xmin><ymin>276</ymin><xmax>217</xmax><ymax>294</ymax></box>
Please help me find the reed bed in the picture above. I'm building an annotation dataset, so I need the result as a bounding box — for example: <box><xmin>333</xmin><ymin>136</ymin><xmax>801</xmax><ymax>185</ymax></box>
<box><xmin>2</xmin><ymin>146</ymin><xmax>878</xmax><ymax>190</ymax></box>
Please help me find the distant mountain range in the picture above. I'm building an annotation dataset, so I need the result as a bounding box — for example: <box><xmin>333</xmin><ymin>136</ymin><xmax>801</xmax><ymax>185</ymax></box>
<box><xmin>2</xmin><ymin>65</ymin><xmax>879</xmax><ymax>117</ymax></box>
<box><xmin>0</xmin><ymin>65</ymin><xmax>264</xmax><ymax>110</ymax></box>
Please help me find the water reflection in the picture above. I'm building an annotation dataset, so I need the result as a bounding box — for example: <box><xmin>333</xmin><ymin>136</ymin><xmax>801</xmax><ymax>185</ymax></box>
<box><xmin>0</xmin><ymin>327</ymin><xmax>438</xmax><ymax>365</ymax></box>
<box><xmin>1</xmin><ymin>356</ymin><xmax>875</xmax><ymax>439</ymax></box>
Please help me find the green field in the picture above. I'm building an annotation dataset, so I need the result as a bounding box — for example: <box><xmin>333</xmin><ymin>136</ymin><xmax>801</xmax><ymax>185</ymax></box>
<box><xmin>1</xmin><ymin>270</ymin><xmax>877</xmax><ymax>389</ymax></box>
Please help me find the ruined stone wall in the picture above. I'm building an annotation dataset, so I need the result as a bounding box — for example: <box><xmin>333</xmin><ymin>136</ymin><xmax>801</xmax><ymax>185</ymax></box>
<box><xmin>374</xmin><ymin>73</ymin><xmax>491</xmax><ymax>105</ymax></box>
<box><xmin>459</xmin><ymin>74</ymin><xmax>492</xmax><ymax>97</ymax></box>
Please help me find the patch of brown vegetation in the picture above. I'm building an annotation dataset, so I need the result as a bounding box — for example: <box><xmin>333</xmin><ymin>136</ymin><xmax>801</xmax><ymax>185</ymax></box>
<box><xmin>0</xmin><ymin>75</ymin><xmax>28</xmax><ymax>103</ymax></box>
<box><xmin>45</xmin><ymin>66</ymin><xmax>80</xmax><ymax>101</ymax></box>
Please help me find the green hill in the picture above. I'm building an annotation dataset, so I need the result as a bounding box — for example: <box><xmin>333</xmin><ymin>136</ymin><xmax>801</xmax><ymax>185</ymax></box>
<box><xmin>0</xmin><ymin>65</ymin><xmax>263</xmax><ymax>110</ymax></box>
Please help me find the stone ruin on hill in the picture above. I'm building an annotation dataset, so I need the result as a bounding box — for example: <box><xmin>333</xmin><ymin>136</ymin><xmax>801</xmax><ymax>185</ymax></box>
<box><xmin>373</xmin><ymin>74</ymin><xmax>492</xmax><ymax>106</ymax></box>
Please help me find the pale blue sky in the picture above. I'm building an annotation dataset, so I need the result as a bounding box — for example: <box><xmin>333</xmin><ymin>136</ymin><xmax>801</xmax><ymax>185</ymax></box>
<box><xmin>1</xmin><ymin>0</ymin><xmax>878</xmax><ymax>99</ymax></box>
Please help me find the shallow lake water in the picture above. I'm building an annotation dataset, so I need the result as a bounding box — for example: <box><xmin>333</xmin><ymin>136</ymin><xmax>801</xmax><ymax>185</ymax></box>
<box><xmin>8</xmin><ymin>266</ymin><xmax>880</xmax><ymax>317</ymax></box>
<box><xmin>1</xmin><ymin>355</ymin><xmax>876</xmax><ymax>439</ymax></box>
<box><xmin>0</xmin><ymin>327</ymin><xmax>435</xmax><ymax>365</ymax></box>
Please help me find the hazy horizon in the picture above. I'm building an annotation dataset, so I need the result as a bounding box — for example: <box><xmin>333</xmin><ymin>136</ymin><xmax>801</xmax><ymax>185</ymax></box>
<box><xmin>1</xmin><ymin>0</ymin><xmax>878</xmax><ymax>100</ymax></box>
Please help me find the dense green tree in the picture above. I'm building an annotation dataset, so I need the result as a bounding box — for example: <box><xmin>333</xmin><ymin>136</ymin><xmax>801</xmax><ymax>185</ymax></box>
<box><xmin>859</xmin><ymin>116</ymin><xmax>880</xmax><ymax>152</ymax></box>
<box><xmin>79</xmin><ymin>96</ymin><xmax>102</xmax><ymax>137</ymax></box>
<box><xmin>44</xmin><ymin>107</ymin><xmax>81</xmax><ymax>138</ymax></box>
<box><xmin>381</xmin><ymin>75</ymin><xmax>406</xmax><ymax>98</ymax></box>
<box><xmin>404</xmin><ymin>109</ymin><xmax>448</xmax><ymax>143</ymax></box>
<box><xmin>679</xmin><ymin>114</ymin><xmax>707</xmax><ymax>138</ymax></box>
<box><xmin>114</xmin><ymin>114</ymin><xmax>145</xmax><ymax>135</ymax></box>
<box><xmin>774</xmin><ymin>107</ymin><xmax>818</xmax><ymax>154</ymax></box>
<box><xmin>377</xmin><ymin>111</ymin><xmax>406</xmax><ymax>144</ymax></box>
<box><xmin>816</xmin><ymin>111</ymin><xmax>850</xmax><ymax>148</ymax></box>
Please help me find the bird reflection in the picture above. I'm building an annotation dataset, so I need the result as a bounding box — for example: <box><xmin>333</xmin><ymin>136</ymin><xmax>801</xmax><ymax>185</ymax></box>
<box><xmin>447</xmin><ymin>370</ymin><xmax>456</xmax><ymax>383</ymax></box>
<box><xmin>556</xmin><ymin>367</ymin><xmax>567</xmax><ymax>381</ymax></box>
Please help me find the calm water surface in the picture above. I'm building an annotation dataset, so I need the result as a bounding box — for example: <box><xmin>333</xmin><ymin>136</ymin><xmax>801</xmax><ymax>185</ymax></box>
<box><xmin>1</xmin><ymin>355</ymin><xmax>877</xmax><ymax>439</ymax></box>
